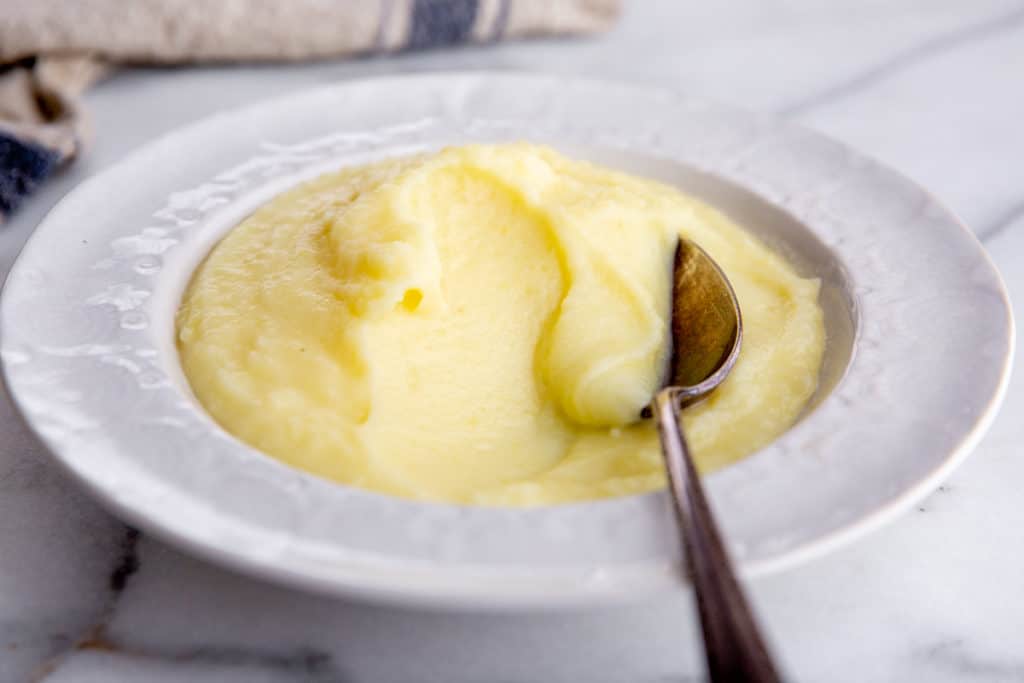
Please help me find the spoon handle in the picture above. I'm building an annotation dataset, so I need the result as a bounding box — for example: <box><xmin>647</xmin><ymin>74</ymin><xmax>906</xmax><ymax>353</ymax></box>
<box><xmin>653</xmin><ymin>388</ymin><xmax>783</xmax><ymax>683</ymax></box>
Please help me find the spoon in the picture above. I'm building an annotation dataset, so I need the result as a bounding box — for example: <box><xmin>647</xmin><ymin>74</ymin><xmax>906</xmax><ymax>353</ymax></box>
<box><xmin>652</xmin><ymin>239</ymin><xmax>782</xmax><ymax>683</ymax></box>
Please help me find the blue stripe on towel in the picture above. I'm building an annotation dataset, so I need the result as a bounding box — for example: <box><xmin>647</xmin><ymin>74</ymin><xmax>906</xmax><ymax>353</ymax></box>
<box><xmin>409</xmin><ymin>0</ymin><xmax>479</xmax><ymax>49</ymax></box>
<box><xmin>491</xmin><ymin>0</ymin><xmax>511</xmax><ymax>41</ymax></box>
<box><xmin>0</xmin><ymin>132</ymin><xmax>58</xmax><ymax>218</ymax></box>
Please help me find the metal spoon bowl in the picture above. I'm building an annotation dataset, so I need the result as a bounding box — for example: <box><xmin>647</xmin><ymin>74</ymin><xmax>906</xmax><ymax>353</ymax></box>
<box><xmin>653</xmin><ymin>239</ymin><xmax>782</xmax><ymax>682</ymax></box>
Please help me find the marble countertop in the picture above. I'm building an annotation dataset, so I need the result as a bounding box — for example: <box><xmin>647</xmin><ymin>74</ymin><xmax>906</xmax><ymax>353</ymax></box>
<box><xmin>3</xmin><ymin>1</ymin><xmax>1024</xmax><ymax>681</ymax></box>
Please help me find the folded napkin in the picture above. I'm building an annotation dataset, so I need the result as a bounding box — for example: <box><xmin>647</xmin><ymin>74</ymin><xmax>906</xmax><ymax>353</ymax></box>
<box><xmin>0</xmin><ymin>0</ymin><xmax>619</xmax><ymax>221</ymax></box>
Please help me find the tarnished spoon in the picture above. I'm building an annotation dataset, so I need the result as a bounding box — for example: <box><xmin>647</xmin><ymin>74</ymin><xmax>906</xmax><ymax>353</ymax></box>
<box><xmin>652</xmin><ymin>239</ymin><xmax>782</xmax><ymax>682</ymax></box>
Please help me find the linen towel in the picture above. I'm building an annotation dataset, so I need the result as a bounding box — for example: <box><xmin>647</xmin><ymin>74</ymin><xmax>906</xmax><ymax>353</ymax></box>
<box><xmin>0</xmin><ymin>0</ymin><xmax>619</xmax><ymax>221</ymax></box>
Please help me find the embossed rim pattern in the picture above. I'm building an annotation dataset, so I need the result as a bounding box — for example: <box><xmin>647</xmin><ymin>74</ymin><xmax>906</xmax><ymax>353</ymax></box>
<box><xmin>0</xmin><ymin>74</ymin><xmax>1013</xmax><ymax>608</ymax></box>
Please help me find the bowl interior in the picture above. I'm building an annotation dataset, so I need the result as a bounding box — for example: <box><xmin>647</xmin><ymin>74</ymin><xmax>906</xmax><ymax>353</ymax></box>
<box><xmin>162</xmin><ymin>144</ymin><xmax>858</xmax><ymax>471</ymax></box>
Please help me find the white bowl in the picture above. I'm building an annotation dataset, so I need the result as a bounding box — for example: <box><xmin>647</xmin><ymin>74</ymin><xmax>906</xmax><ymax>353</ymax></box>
<box><xmin>0</xmin><ymin>73</ymin><xmax>1012</xmax><ymax>609</ymax></box>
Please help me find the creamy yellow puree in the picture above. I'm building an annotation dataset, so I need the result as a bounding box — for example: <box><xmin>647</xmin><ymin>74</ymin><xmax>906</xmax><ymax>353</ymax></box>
<box><xmin>177</xmin><ymin>144</ymin><xmax>824</xmax><ymax>506</ymax></box>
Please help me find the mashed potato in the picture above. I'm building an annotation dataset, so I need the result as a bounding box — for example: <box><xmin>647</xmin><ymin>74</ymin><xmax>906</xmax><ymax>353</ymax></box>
<box><xmin>177</xmin><ymin>144</ymin><xmax>824</xmax><ymax>505</ymax></box>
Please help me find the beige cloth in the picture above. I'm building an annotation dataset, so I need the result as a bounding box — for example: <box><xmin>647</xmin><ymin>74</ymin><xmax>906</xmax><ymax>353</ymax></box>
<box><xmin>0</xmin><ymin>0</ymin><xmax>619</xmax><ymax>63</ymax></box>
<box><xmin>0</xmin><ymin>0</ymin><xmax>619</xmax><ymax>219</ymax></box>
<box><xmin>0</xmin><ymin>57</ymin><xmax>107</xmax><ymax>160</ymax></box>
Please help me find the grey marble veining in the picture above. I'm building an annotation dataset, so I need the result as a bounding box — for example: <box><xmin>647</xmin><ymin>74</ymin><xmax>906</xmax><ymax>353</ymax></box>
<box><xmin>777</xmin><ymin>4</ymin><xmax>1024</xmax><ymax>118</ymax></box>
<box><xmin>3</xmin><ymin>1</ymin><xmax>1024</xmax><ymax>681</ymax></box>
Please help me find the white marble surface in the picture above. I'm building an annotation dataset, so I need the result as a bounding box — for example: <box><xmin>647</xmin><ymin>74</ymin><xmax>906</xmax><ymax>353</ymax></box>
<box><xmin>3</xmin><ymin>1</ymin><xmax>1024</xmax><ymax>680</ymax></box>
